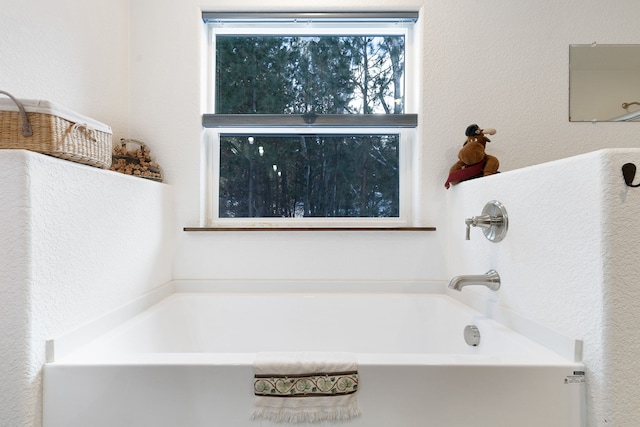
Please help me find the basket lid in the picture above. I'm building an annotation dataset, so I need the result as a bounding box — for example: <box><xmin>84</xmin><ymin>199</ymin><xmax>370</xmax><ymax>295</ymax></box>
<box><xmin>0</xmin><ymin>98</ymin><xmax>112</xmax><ymax>134</ymax></box>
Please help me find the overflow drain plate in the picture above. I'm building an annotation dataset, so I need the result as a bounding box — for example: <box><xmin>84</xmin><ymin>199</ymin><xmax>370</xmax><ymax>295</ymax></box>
<box><xmin>464</xmin><ymin>325</ymin><xmax>481</xmax><ymax>346</ymax></box>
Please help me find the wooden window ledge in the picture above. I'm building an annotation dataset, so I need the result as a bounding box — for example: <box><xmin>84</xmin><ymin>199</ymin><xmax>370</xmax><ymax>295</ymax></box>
<box><xmin>184</xmin><ymin>227</ymin><xmax>436</xmax><ymax>232</ymax></box>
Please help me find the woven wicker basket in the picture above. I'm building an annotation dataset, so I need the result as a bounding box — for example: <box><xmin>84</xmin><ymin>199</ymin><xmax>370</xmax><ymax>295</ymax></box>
<box><xmin>0</xmin><ymin>90</ymin><xmax>112</xmax><ymax>168</ymax></box>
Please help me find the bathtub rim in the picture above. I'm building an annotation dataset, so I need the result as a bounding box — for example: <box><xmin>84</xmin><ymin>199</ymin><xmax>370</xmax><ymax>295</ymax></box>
<box><xmin>46</xmin><ymin>280</ymin><xmax>582</xmax><ymax>364</ymax></box>
<box><xmin>48</xmin><ymin>352</ymin><xmax>585</xmax><ymax>369</ymax></box>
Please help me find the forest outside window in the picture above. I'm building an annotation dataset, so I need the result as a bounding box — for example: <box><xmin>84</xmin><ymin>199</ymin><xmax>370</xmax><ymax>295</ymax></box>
<box><xmin>202</xmin><ymin>12</ymin><xmax>419</xmax><ymax>228</ymax></box>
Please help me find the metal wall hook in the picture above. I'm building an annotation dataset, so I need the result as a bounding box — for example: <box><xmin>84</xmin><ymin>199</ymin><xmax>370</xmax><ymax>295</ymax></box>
<box><xmin>622</xmin><ymin>163</ymin><xmax>640</xmax><ymax>187</ymax></box>
<box><xmin>622</xmin><ymin>102</ymin><xmax>640</xmax><ymax>110</ymax></box>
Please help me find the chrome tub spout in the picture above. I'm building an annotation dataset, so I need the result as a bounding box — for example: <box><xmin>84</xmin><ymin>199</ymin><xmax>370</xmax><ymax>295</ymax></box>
<box><xmin>448</xmin><ymin>270</ymin><xmax>501</xmax><ymax>291</ymax></box>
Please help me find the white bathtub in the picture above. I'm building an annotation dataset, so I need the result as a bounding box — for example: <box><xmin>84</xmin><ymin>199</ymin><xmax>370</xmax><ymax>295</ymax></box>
<box><xmin>44</xmin><ymin>282</ymin><xmax>585</xmax><ymax>427</ymax></box>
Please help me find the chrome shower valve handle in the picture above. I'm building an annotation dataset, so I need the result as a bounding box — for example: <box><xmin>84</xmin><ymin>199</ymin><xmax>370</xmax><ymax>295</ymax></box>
<box><xmin>464</xmin><ymin>201</ymin><xmax>508</xmax><ymax>242</ymax></box>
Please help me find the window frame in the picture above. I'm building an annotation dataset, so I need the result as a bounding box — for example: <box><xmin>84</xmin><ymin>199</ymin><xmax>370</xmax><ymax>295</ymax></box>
<box><xmin>202</xmin><ymin>13</ymin><xmax>419</xmax><ymax>228</ymax></box>
<box><xmin>204</xmin><ymin>127</ymin><xmax>414</xmax><ymax>228</ymax></box>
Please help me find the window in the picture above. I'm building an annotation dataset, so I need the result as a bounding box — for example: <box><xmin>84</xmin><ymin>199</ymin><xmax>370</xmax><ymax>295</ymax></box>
<box><xmin>202</xmin><ymin>12</ymin><xmax>419</xmax><ymax>228</ymax></box>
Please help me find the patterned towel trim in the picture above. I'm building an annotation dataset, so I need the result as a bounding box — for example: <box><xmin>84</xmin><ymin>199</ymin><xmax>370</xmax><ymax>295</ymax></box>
<box><xmin>254</xmin><ymin>371</ymin><xmax>358</xmax><ymax>397</ymax></box>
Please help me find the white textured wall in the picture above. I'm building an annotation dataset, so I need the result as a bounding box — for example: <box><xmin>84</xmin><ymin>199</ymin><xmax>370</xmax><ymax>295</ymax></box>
<box><xmin>0</xmin><ymin>153</ymin><xmax>33</xmax><ymax>426</ymax></box>
<box><xmin>127</xmin><ymin>0</ymin><xmax>445</xmax><ymax>281</ymax></box>
<box><xmin>0</xmin><ymin>0</ymin><xmax>130</xmax><ymax>139</ymax></box>
<box><xmin>446</xmin><ymin>149</ymin><xmax>640</xmax><ymax>426</ymax></box>
<box><xmin>126</xmin><ymin>0</ymin><xmax>640</xmax><ymax>281</ymax></box>
<box><xmin>0</xmin><ymin>151</ymin><xmax>175</xmax><ymax>426</ymax></box>
<box><xmin>3</xmin><ymin>0</ymin><xmax>640</xmax><ymax>425</ymax></box>
<box><xmin>600</xmin><ymin>150</ymin><xmax>640</xmax><ymax>426</ymax></box>
<box><xmin>1</xmin><ymin>2</ymin><xmax>135</xmax><ymax>422</ymax></box>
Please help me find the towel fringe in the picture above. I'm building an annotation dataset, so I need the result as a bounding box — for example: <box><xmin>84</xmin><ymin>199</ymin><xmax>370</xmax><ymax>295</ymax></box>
<box><xmin>251</xmin><ymin>404</ymin><xmax>362</xmax><ymax>423</ymax></box>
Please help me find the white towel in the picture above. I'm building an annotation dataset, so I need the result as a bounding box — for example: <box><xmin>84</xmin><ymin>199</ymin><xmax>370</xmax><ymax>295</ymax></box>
<box><xmin>252</xmin><ymin>352</ymin><xmax>361</xmax><ymax>423</ymax></box>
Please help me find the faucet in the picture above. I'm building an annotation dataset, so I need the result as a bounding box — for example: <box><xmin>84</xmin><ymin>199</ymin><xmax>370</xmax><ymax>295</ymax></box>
<box><xmin>448</xmin><ymin>270</ymin><xmax>501</xmax><ymax>291</ymax></box>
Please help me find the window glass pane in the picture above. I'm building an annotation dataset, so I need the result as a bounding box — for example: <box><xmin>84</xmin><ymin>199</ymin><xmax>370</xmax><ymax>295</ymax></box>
<box><xmin>215</xmin><ymin>36</ymin><xmax>405</xmax><ymax>115</ymax></box>
<box><xmin>219</xmin><ymin>134</ymin><xmax>399</xmax><ymax>218</ymax></box>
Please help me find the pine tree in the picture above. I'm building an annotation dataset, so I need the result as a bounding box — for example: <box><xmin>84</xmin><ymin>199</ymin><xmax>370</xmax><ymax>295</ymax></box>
<box><xmin>216</xmin><ymin>35</ymin><xmax>404</xmax><ymax>218</ymax></box>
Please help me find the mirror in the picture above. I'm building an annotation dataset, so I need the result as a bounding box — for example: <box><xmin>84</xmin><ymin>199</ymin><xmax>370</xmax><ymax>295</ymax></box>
<box><xmin>569</xmin><ymin>44</ymin><xmax>640</xmax><ymax>122</ymax></box>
